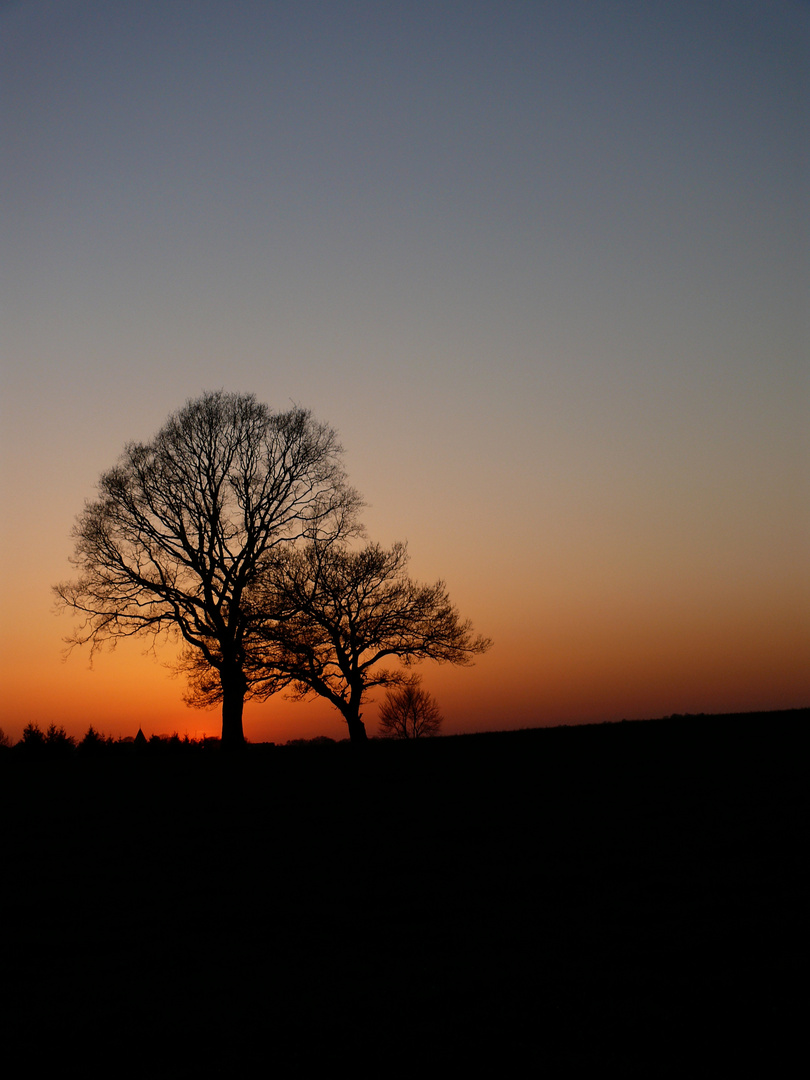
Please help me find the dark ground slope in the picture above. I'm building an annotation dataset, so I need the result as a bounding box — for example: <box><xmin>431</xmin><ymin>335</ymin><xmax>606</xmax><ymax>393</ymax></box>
<box><xmin>1</xmin><ymin>710</ymin><xmax>806</xmax><ymax>1076</ymax></box>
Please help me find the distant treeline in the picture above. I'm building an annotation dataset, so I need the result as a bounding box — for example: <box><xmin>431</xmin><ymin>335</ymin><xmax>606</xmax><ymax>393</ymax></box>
<box><xmin>2</xmin><ymin>708</ymin><xmax>806</xmax><ymax>759</ymax></box>
<box><xmin>0</xmin><ymin>722</ymin><xmax>219</xmax><ymax>756</ymax></box>
<box><xmin>0</xmin><ymin>721</ymin><xmax>352</xmax><ymax>755</ymax></box>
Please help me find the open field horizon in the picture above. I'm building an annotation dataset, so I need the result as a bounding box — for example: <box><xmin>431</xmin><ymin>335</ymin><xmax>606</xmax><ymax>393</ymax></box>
<box><xmin>3</xmin><ymin>689</ymin><xmax>809</xmax><ymax>748</ymax></box>
<box><xmin>2</xmin><ymin>706</ymin><xmax>805</xmax><ymax>1072</ymax></box>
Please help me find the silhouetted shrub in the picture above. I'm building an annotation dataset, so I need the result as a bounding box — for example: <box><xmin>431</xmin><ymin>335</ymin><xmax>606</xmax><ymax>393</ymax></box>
<box><xmin>286</xmin><ymin>735</ymin><xmax>336</xmax><ymax>747</ymax></box>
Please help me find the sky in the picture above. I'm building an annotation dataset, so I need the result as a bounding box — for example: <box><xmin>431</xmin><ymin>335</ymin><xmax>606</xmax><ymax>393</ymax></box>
<box><xmin>1</xmin><ymin>0</ymin><xmax>808</xmax><ymax>744</ymax></box>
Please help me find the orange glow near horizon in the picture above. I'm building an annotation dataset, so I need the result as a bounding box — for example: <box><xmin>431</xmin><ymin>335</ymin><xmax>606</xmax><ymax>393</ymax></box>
<box><xmin>3</xmin><ymin>462</ymin><xmax>808</xmax><ymax>746</ymax></box>
<box><xmin>2</xmin><ymin>568</ymin><xmax>807</xmax><ymax>746</ymax></box>
<box><xmin>1</xmin><ymin>2</ymin><xmax>808</xmax><ymax>747</ymax></box>
<box><xmin>3</xmin><ymin>480</ymin><xmax>809</xmax><ymax>747</ymax></box>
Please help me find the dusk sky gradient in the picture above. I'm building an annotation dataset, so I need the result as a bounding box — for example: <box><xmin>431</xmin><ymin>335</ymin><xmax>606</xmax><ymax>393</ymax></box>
<box><xmin>2</xmin><ymin>0</ymin><xmax>808</xmax><ymax>743</ymax></box>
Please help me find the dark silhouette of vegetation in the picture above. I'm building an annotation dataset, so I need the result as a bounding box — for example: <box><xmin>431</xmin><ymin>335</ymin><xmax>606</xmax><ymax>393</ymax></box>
<box><xmin>20</xmin><ymin>722</ymin><xmax>46</xmax><ymax>751</ymax></box>
<box><xmin>182</xmin><ymin>539</ymin><xmax>491</xmax><ymax>743</ymax></box>
<box><xmin>78</xmin><ymin>726</ymin><xmax>115</xmax><ymax>753</ymax></box>
<box><xmin>16</xmin><ymin>722</ymin><xmax>76</xmax><ymax>757</ymax></box>
<box><xmin>378</xmin><ymin>675</ymin><xmax>444</xmax><ymax>738</ymax></box>
<box><xmin>285</xmin><ymin>734</ymin><xmax>336</xmax><ymax>746</ymax></box>
<box><xmin>54</xmin><ymin>391</ymin><xmax>360</xmax><ymax>748</ymax></box>
<box><xmin>3</xmin><ymin>724</ymin><xmax>231</xmax><ymax>756</ymax></box>
<box><xmin>45</xmin><ymin>723</ymin><xmax>77</xmax><ymax>755</ymax></box>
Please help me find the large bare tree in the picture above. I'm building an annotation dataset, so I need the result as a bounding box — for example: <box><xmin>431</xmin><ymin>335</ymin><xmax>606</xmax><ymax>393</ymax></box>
<box><xmin>55</xmin><ymin>391</ymin><xmax>360</xmax><ymax>746</ymax></box>
<box><xmin>242</xmin><ymin>540</ymin><xmax>491</xmax><ymax>743</ymax></box>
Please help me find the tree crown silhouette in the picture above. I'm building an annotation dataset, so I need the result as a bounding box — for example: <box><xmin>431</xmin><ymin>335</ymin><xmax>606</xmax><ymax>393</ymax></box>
<box><xmin>228</xmin><ymin>539</ymin><xmax>491</xmax><ymax>742</ymax></box>
<box><xmin>55</xmin><ymin>391</ymin><xmax>360</xmax><ymax>746</ymax></box>
<box><xmin>378</xmin><ymin>676</ymin><xmax>444</xmax><ymax>739</ymax></box>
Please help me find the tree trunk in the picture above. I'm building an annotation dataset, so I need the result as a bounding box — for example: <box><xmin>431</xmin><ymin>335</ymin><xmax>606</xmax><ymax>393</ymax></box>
<box><xmin>343</xmin><ymin>684</ymin><xmax>368</xmax><ymax>744</ymax></box>
<box><xmin>345</xmin><ymin>711</ymin><xmax>368</xmax><ymax>744</ymax></box>
<box><xmin>220</xmin><ymin>666</ymin><xmax>247</xmax><ymax>747</ymax></box>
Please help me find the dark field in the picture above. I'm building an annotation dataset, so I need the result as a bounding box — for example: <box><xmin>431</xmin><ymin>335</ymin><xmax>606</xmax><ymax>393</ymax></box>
<box><xmin>2</xmin><ymin>710</ymin><xmax>806</xmax><ymax>1076</ymax></box>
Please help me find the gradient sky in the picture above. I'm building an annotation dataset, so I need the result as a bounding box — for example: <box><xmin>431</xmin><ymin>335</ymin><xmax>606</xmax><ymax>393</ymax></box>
<box><xmin>2</xmin><ymin>0</ymin><xmax>808</xmax><ymax>744</ymax></box>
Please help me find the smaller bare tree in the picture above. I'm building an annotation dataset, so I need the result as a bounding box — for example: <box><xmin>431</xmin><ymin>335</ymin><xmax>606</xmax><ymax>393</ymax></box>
<box><xmin>378</xmin><ymin>677</ymin><xmax>444</xmax><ymax>739</ymax></box>
<box><xmin>243</xmin><ymin>540</ymin><xmax>489</xmax><ymax>743</ymax></box>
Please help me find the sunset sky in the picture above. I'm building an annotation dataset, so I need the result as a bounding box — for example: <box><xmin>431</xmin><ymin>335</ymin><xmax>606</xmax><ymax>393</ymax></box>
<box><xmin>2</xmin><ymin>0</ymin><xmax>808</xmax><ymax>744</ymax></box>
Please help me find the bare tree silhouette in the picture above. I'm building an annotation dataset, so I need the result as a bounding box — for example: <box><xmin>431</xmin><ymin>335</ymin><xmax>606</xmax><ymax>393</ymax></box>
<box><xmin>378</xmin><ymin>676</ymin><xmax>444</xmax><ymax>739</ymax></box>
<box><xmin>55</xmin><ymin>391</ymin><xmax>360</xmax><ymax>747</ymax></box>
<box><xmin>238</xmin><ymin>540</ymin><xmax>490</xmax><ymax>743</ymax></box>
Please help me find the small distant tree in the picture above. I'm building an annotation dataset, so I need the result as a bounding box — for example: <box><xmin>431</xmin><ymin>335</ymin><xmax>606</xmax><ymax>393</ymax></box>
<box><xmin>378</xmin><ymin>677</ymin><xmax>444</xmax><ymax>739</ymax></box>
<box><xmin>46</xmin><ymin>724</ymin><xmax>76</xmax><ymax>757</ymax></box>
<box><xmin>20</xmin><ymin>722</ymin><xmax>46</xmax><ymax>751</ymax></box>
<box><xmin>78</xmin><ymin>726</ymin><xmax>113</xmax><ymax>753</ymax></box>
<box><xmin>16</xmin><ymin>723</ymin><xmax>75</xmax><ymax>756</ymax></box>
<box><xmin>46</xmin><ymin>723</ymin><xmax>76</xmax><ymax>748</ymax></box>
<box><xmin>0</xmin><ymin>727</ymin><xmax>12</xmax><ymax>749</ymax></box>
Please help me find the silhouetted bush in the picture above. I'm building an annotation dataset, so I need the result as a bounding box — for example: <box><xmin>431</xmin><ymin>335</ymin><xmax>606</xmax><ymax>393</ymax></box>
<box><xmin>285</xmin><ymin>735</ymin><xmax>336</xmax><ymax>747</ymax></box>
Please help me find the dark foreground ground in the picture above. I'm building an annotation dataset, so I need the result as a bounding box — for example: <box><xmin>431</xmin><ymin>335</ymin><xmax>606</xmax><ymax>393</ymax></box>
<box><xmin>1</xmin><ymin>710</ymin><xmax>806</xmax><ymax>1076</ymax></box>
